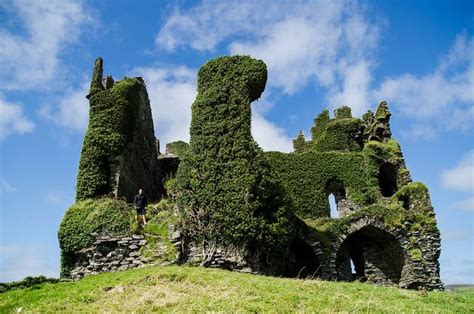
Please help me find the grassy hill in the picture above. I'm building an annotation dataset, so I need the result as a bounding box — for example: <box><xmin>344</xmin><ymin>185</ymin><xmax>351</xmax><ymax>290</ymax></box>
<box><xmin>1</xmin><ymin>266</ymin><xmax>472</xmax><ymax>313</ymax></box>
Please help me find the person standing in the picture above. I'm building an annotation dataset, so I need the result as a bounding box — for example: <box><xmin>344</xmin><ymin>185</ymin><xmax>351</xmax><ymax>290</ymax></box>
<box><xmin>134</xmin><ymin>188</ymin><xmax>147</xmax><ymax>227</ymax></box>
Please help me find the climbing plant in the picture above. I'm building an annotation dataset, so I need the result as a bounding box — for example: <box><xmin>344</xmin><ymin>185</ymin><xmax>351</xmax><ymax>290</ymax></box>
<box><xmin>175</xmin><ymin>56</ymin><xmax>293</xmax><ymax>273</ymax></box>
<box><xmin>76</xmin><ymin>71</ymin><xmax>142</xmax><ymax>201</ymax></box>
<box><xmin>58</xmin><ymin>198</ymin><xmax>134</xmax><ymax>277</ymax></box>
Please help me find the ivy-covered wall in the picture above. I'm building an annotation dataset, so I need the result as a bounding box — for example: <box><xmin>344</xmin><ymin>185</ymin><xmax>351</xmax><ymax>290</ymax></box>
<box><xmin>267</xmin><ymin>102</ymin><xmax>413</xmax><ymax>220</ymax></box>
<box><xmin>58</xmin><ymin>198</ymin><xmax>135</xmax><ymax>277</ymax></box>
<box><xmin>175</xmin><ymin>56</ymin><xmax>293</xmax><ymax>273</ymax></box>
<box><xmin>165</xmin><ymin>141</ymin><xmax>189</xmax><ymax>157</ymax></box>
<box><xmin>265</xmin><ymin>102</ymin><xmax>442</xmax><ymax>289</ymax></box>
<box><xmin>76</xmin><ymin>58</ymin><xmax>161</xmax><ymax>202</ymax></box>
<box><xmin>266</xmin><ymin>151</ymin><xmax>375</xmax><ymax>218</ymax></box>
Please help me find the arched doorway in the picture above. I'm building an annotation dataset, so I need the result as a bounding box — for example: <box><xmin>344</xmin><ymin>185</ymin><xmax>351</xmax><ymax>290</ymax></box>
<box><xmin>336</xmin><ymin>225</ymin><xmax>404</xmax><ymax>285</ymax></box>
<box><xmin>284</xmin><ymin>238</ymin><xmax>321</xmax><ymax>278</ymax></box>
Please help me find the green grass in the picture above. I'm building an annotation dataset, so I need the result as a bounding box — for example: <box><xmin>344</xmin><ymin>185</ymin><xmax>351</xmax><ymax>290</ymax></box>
<box><xmin>140</xmin><ymin>210</ymin><xmax>178</xmax><ymax>261</ymax></box>
<box><xmin>1</xmin><ymin>266</ymin><xmax>472</xmax><ymax>313</ymax></box>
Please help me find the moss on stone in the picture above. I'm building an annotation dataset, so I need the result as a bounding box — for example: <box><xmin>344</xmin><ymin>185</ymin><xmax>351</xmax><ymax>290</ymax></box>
<box><xmin>88</xmin><ymin>57</ymin><xmax>104</xmax><ymax>97</ymax></box>
<box><xmin>313</xmin><ymin>118</ymin><xmax>364</xmax><ymax>152</ymax></box>
<box><xmin>292</xmin><ymin>131</ymin><xmax>307</xmax><ymax>153</ymax></box>
<box><xmin>410</xmin><ymin>248</ymin><xmax>423</xmax><ymax>261</ymax></box>
<box><xmin>375</xmin><ymin>101</ymin><xmax>391</xmax><ymax>121</ymax></box>
<box><xmin>58</xmin><ymin>198</ymin><xmax>134</xmax><ymax>277</ymax></box>
<box><xmin>310</xmin><ymin>109</ymin><xmax>330</xmax><ymax>141</ymax></box>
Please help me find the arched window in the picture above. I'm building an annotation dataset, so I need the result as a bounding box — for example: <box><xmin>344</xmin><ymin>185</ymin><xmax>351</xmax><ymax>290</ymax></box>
<box><xmin>329</xmin><ymin>193</ymin><xmax>338</xmax><ymax>218</ymax></box>
<box><xmin>326</xmin><ymin>178</ymin><xmax>346</xmax><ymax>218</ymax></box>
<box><xmin>379</xmin><ymin>163</ymin><xmax>398</xmax><ymax>197</ymax></box>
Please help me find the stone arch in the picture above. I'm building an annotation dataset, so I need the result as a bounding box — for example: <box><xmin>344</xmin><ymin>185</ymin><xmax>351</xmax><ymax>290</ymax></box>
<box><xmin>334</xmin><ymin>222</ymin><xmax>405</xmax><ymax>285</ymax></box>
<box><xmin>326</xmin><ymin>178</ymin><xmax>347</xmax><ymax>217</ymax></box>
<box><xmin>284</xmin><ymin>237</ymin><xmax>322</xmax><ymax>279</ymax></box>
<box><xmin>378</xmin><ymin>162</ymin><xmax>398</xmax><ymax>197</ymax></box>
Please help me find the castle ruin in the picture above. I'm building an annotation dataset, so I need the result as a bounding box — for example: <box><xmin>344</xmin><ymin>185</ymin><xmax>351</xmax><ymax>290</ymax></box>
<box><xmin>59</xmin><ymin>56</ymin><xmax>443</xmax><ymax>290</ymax></box>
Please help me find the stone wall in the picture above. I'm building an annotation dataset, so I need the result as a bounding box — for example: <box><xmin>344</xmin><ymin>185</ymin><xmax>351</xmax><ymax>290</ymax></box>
<box><xmin>112</xmin><ymin>79</ymin><xmax>162</xmax><ymax>202</ymax></box>
<box><xmin>184</xmin><ymin>243</ymin><xmax>252</xmax><ymax>273</ymax></box>
<box><xmin>324</xmin><ymin>218</ymin><xmax>443</xmax><ymax>290</ymax></box>
<box><xmin>67</xmin><ymin>225</ymin><xmax>257</xmax><ymax>280</ymax></box>
<box><xmin>70</xmin><ymin>234</ymin><xmax>145</xmax><ymax>280</ymax></box>
<box><xmin>76</xmin><ymin>58</ymin><xmax>162</xmax><ymax>202</ymax></box>
<box><xmin>69</xmin><ymin>233</ymin><xmax>169</xmax><ymax>280</ymax></box>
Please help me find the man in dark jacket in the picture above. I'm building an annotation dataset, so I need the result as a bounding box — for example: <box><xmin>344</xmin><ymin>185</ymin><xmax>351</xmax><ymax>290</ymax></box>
<box><xmin>134</xmin><ymin>188</ymin><xmax>147</xmax><ymax>227</ymax></box>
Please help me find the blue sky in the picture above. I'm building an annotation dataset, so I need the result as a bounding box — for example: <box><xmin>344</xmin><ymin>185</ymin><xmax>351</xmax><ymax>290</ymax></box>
<box><xmin>0</xmin><ymin>0</ymin><xmax>472</xmax><ymax>284</ymax></box>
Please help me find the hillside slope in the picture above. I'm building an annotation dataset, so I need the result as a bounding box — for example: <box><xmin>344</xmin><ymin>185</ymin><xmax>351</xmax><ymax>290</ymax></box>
<box><xmin>1</xmin><ymin>266</ymin><xmax>472</xmax><ymax>312</ymax></box>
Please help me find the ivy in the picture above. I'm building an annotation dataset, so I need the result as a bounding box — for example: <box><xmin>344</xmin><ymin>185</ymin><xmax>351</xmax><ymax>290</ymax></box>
<box><xmin>58</xmin><ymin>198</ymin><xmax>134</xmax><ymax>277</ymax></box>
<box><xmin>165</xmin><ymin>141</ymin><xmax>190</xmax><ymax>157</ymax></box>
<box><xmin>175</xmin><ymin>56</ymin><xmax>293</xmax><ymax>273</ymax></box>
<box><xmin>76</xmin><ymin>74</ymin><xmax>142</xmax><ymax>201</ymax></box>
<box><xmin>265</xmin><ymin>150</ymin><xmax>378</xmax><ymax>218</ymax></box>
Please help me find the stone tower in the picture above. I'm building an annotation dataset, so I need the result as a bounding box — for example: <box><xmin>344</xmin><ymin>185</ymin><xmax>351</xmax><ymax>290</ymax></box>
<box><xmin>76</xmin><ymin>57</ymin><xmax>162</xmax><ymax>202</ymax></box>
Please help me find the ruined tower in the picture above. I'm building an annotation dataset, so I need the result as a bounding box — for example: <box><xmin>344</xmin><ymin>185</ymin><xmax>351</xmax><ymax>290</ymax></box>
<box><xmin>76</xmin><ymin>58</ymin><xmax>162</xmax><ymax>202</ymax></box>
<box><xmin>266</xmin><ymin>103</ymin><xmax>443</xmax><ymax>290</ymax></box>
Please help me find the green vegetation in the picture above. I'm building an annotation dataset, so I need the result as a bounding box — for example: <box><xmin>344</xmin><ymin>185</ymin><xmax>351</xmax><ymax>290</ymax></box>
<box><xmin>165</xmin><ymin>141</ymin><xmax>189</xmax><ymax>157</ymax></box>
<box><xmin>76</xmin><ymin>57</ymin><xmax>143</xmax><ymax>200</ymax></box>
<box><xmin>1</xmin><ymin>266</ymin><xmax>472</xmax><ymax>312</ymax></box>
<box><xmin>292</xmin><ymin>131</ymin><xmax>307</xmax><ymax>153</ymax></box>
<box><xmin>141</xmin><ymin>207</ymin><xmax>179</xmax><ymax>262</ymax></box>
<box><xmin>58</xmin><ymin>198</ymin><xmax>135</xmax><ymax>277</ymax></box>
<box><xmin>313</xmin><ymin>118</ymin><xmax>364</xmax><ymax>152</ymax></box>
<box><xmin>410</xmin><ymin>248</ymin><xmax>423</xmax><ymax>261</ymax></box>
<box><xmin>310</xmin><ymin>109</ymin><xmax>330</xmax><ymax>141</ymax></box>
<box><xmin>175</xmin><ymin>56</ymin><xmax>293</xmax><ymax>272</ymax></box>
<box><xmin>301</xmin><ymin>181</ymin><xmax>438</xmax><ymax>254</ymax></box>
<box><xmin>334</xmin><ymin>106</ymin><xmax>353</xmax><ymax>119</ymax></box>
<box><xmin>265</xmin><ymin>150</ymin><xmax>375</xmax><ymax>218</ymax></box>
<box><xmin>0</xmin><ymin>276</ymin><xmax>58</xmax><ymax>294</ymax></box>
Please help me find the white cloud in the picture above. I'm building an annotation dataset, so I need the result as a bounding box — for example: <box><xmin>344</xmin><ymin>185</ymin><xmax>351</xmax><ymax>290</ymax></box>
<box><xmin>442</xmin><ymin>229</ymin><xmax>472</xmax><ymax>241</ymax></box>
<box><xmin>39</xmin><ymin>82</ymin><xmax>90</xmax><ymax>132</ymax></box>
<box><xmin>327</xmin><ymin>60</ymin><xmax>373</xmax><ymax>116</ymax></box>
<box><xmin>155</xmin><ymin>0</ymin><xmax>277</xmax><ymax>52</ymax></box>
<box><xmin>400</xmin><ymin>124</ymin><xmax>437</xmax><ymax>141</ymax></box>
<box><xmin>157</xmin><ymin>3</ymin><xmax>474</xmax><ymax>138</ymax></box>
<box><xmin>0</xmin><ymin>178</ymin><xmax>16</xmax><ymax>194</ymax></box>
<box><xmin>0</xmin><ymin>94</ymin><xmax>34</xmax><ymax>139</ymax></box>
<box><xmin>374</xmin><ymin>34</ymin><xmax>474</xmax><ymax>138</ymax></box>
<box><xmin>252</xmin><ymin>101</ymin><xmax>293</xmax><ymax>152</ymax></box>
<box><xmin>442</xmin><ymin>150</ymin><xmax>474</xmax><ymax>193</ymax></box>
<box><xmin>156</xmin><ymin>0</ymin><xmax>379</xmax><ymax>115</ymax></box>
<box><xmin>442</xmin><ymin>150</ymin><xmax>474</xmax><ymax>212</ymax></box>
<box><xmin>452</xmin><ymin>196</ymin><xmax>474</xmax><ymax>212</ymax></box>
<box><xmin>45</xmin><ymin>189</ymin><xmax>75</xmax><ymax>207</ymax></box>
<box><xmin>133</xmin><ymin>66</ymin><xmax>292</xmax><ymax>152</ymax></box>
<box><xmin>132</xmin><ymin>66</ymin><xmax>197</xmax><ymax>151</ymax></box>
<box><xmin>0</xmin><ymin>0</ymin><xmax>92</xmax><ymax>91</ymax></box>
<box><xmin>0</xmin><ymin>245</ymin><xmax>59</xmax><ymax>282</ymax></box>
